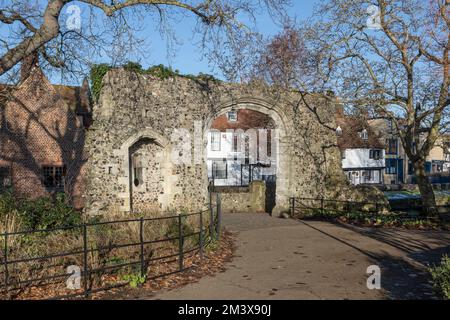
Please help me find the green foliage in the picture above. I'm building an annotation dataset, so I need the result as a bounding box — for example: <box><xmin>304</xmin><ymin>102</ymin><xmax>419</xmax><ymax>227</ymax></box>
<box><xmin>147</xmin><ymin>64</ymin><xmax>180</xmax><ymax>79</ymax></box>
<box><xmin>123</xmin><ymin>61</ymin><xmax>144</xmax><ymax>73</ymax></box>
<box><xmin>121</xmin><ymin>273</ymin><xmax>147</xmax><ymax>288</ymax></box>
<box><xmin>429</xmin><ymin>255</ymin><xmax>450</xmax><ymax>299</ymax></box>
<box><xmin>0</xmin><ymin>191</ymin><xmax>81</xmax><ymax>231</ymax></box>
<box><xmin>89</xmin><ymin>61</ymin><xmax>221</xmax><ymax>101</ymax></box>
<box><xmin>90</xmin><ymin>63</ymin><xmax>112</xmax><ymax>102</ymax></box>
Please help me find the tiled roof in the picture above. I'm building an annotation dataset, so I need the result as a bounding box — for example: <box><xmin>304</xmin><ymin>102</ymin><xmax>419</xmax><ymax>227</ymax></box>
<box><xmin>210</xmin><ymin>109</ymin><xmax>276</xmax><ymax>131</ymax></box>
<box><xmin>53</xmin><ymin>84</ymin><xmax>91</xmax><ymax>115</ymax></box>
<box><xmin>336</xmin><ymin>115</ymin><xmax>384</xmax><ymax>150</ymax></box>
<box><xmin>0</xmin><ymin>81</ymin><xmax>91</xmax><ymax>115</ymax></box>
<box><xmin>0</xmin><ymin>83</ymin><xmax>14</xmax><ymax>106</ymax></box>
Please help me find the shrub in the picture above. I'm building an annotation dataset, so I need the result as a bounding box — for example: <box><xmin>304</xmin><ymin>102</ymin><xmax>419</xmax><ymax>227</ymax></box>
<box><xmin>123</xmin><ymin>61</ymin><xmax>144</xmax><ymax>73</ymax></box>
<box><xmin>429</xmin><ymin>255</ymin><xmax>450</xmax><ymax>299</ymax></box>
<box><xmin>147</xmin><ymin>64</ymin><xmax>179</xmax><ymax>79</ymax></box>
<box><xmin>0</xmin><ymin>191</ymin><xmax>81</xmax><ymax>231</ymax></box>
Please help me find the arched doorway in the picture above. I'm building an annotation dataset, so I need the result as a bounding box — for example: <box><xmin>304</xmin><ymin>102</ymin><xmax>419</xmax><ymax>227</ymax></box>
<box><xmin>116</xmin><ymin>129</ymin><xmax>173</xmax><ymax>213</ymax></box>
<box><xmin>128</xmin><ymin>137</ymin><xmax>165</xmax><ymax>212</ymax></box>
<box><xmin>204</xmin><ymin>98</ymin><xmax>292</xmax><ymax>215</ymax></box>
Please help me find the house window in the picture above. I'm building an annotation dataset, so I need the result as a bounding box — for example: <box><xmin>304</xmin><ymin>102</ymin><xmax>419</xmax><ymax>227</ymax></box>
<box><xmin>0</xmin><ymin>167</ymin><xmax>11</xmax><ymax>191</ymax></box>
<box><xmin>212</xmin><ymin>161</ymin><xmax>227</xmax><ymax>179</ymax></box>
<box><xmin>359</xmin><ymin>129</ymin><xmax>368</xmax><ymax>140</ymax></box>
<box><xmin>385</xmin><ymin>159</ymin><xmax>397</xmax><ymax>174</ymax></box>
<box><xmin>432</xmin><ymin>161</ymin><xmax>443</xmax><ymax>173</ymax></box>
<box><xmin>341</xmin><ymin>150</ymin><xmax>346</xmax><ymax>159</ymax></box>
<box><xmin>227</xmin><ymin>111</ymin><xmax>238</xmax><ymax>122</ymax></box>
<box><xmin>232</xmin><ymin>134</ymin><xmax>239</xmax><ymax>152</ymax></box>
<box><xmin>362</xmin><ymin>170</ymin><xmax>373</xmax><ymax>182</ymax></box>
<box><xmin>369</xmin><ymin>149</ymin><xmax>382</xmax><ymax>160</ymax></box>
<box><xmin>211</xmin><ymin>131</ymin><xmax>221</xmax><ymax>151</ymax></box>
<box><xmin>42</xmin><ymin>166</ymin><xmax>66</xmax><ymax>190</ymax></box>
<box><xmin>386</xmin><ymin>138</ymin><xmax>398</xmax><ymax>155</ymax></box>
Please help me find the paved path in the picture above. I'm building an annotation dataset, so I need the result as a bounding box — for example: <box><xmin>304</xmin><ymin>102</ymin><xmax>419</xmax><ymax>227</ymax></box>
<box><xmin>148</xmin><ymin>213</ymin><xmax>450</xmax><ymax>300</ymax></box>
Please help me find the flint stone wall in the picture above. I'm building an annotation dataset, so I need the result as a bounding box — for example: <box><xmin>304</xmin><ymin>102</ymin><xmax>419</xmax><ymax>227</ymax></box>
<box><xmin>84</xmin><ymin>68</ymin><xmax>383</xmax><ymax>215</ymax></box>
<box><xmin>213</xmin><ymin>181</ymin><xmax>266</xmax><ymax>214</ymax></box>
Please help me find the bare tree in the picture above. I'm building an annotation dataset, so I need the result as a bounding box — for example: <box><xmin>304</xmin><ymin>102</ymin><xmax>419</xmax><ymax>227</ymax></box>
<box><xmin>252</xmin><ymin>25</ymin><xmax>310</xmax><ymax>88</ymax></box>
<box><xmin>0</xmin><ymin>0</ymin><xmax>290</xmax><ymax>80</ymax></box>
<box><xmin>256</xmin><ymin>0</ymin><xmax>449</xmax><ymax>215</ymax></box>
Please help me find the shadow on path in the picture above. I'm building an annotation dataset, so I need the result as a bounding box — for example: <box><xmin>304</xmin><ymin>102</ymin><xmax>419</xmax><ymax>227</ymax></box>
<box><xmin>298</xmin><ymin>219</ymin><xmax>449</xmax><ymax>299</ymax></box>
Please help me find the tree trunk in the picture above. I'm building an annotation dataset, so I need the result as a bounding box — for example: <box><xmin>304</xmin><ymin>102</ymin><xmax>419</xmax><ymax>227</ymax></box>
<box><xmin>413</xmin><ymin>159</ymin><xmax>438</xmax><ymax>216</ymax></box>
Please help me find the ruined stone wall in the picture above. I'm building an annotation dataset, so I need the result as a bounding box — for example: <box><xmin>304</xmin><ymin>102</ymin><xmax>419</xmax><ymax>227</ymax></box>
<box><xmin>85</xmin><ymin>68</ymin><xmax>373</xmax><ymax>215</ymax></box>
<box><xmin>214</xmin><ymin>181</ymin><xmax>266</xmax><ymax>213</ymax></box>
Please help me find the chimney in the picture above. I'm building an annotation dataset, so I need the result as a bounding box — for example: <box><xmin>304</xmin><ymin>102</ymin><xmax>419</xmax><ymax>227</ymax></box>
<box><xmin>335</xmin><ymin>104</ymin><xmax>344</xmax><ymax>118</ymax></box>
<box><xmin>20</xmin><ymin>51</ymin><xmax>39</xmax><ymax>82</ymax></box>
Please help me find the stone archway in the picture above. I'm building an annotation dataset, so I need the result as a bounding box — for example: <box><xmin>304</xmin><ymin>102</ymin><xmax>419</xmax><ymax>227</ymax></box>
<box><xmin>204</xmin><ymin>97</ymin><xmax>294</xmax><ymax>215</ymax></box>
<box><xmin>85</xmin><ymin>69</ymin><xmax>367</xmax><ymax>216</ymax></box>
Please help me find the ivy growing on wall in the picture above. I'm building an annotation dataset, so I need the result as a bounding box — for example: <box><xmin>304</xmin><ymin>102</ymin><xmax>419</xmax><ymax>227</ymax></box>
<box><xmin>90</xmin><ymin>63</ymin><xmax>113</xmax><ymax>102</ymax></box>
<box><xmin>90</xmin><ymin>62</ymin><xmax>221</xmax><ymax>102</ymax></box>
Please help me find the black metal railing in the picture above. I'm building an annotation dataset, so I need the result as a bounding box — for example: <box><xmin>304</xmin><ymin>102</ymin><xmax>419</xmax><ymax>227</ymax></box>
<box><xmin>0</xmin><ymin>195</ymin><xmax>223</xmax><ymax>300</ymax></box>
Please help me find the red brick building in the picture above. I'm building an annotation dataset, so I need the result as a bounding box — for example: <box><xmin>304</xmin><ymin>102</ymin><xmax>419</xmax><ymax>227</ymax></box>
<box><xmin>0</xmin><ymin>55</ymin><xmax>91</xmax><ymax>209</ymax></box>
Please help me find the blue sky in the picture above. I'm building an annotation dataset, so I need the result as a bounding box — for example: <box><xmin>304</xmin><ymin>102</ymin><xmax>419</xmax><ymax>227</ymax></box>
<box><xmin>70</xmin><ymin>0</ymin><xmax>318</xmax><ymax>84</ymax></box>
<box><xmin>137</xmin><ymin>0</ymin><xmax>317</xmax><ymax>78</ymax></box>
<box><xmin>0</xmin><ymin>1</ymin><xmax>319</xmax><ymax>85</ymax></box>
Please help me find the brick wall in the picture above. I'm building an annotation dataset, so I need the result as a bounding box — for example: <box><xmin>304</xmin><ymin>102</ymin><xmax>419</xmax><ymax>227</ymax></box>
<box><xmin>0</xmin><ymin>66</ymin><xmax>89</xmax><ymax>209</ymax></box>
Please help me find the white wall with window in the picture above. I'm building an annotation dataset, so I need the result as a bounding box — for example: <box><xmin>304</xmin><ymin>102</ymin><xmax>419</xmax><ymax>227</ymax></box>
<box><xmin>342</xmin><ymin>149</ymin><xmax>385</xmax><ymax>170</ymax></box>
<box><xmin>342</xmin><ymin>148</ymin><xmax>385</xmax><ymax>185</ymax></box>
<box><xmin>206</xmin><ymin>130</ymin><xmax>276</xmax><ymax>186</ymax></box>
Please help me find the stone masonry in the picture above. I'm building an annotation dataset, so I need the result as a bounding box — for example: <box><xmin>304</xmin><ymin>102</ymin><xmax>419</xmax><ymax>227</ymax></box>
<box><xmin>85</xmin><ymin>68</ymin><xmax>380</xmax><ymax>215</ymax></box>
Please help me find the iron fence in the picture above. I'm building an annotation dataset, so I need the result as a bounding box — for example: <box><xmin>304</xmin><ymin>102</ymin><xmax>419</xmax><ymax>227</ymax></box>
<box><xmin>0</xmin><ymin>194</ymin><xmax>223</xmax><ymax>300</ymax></box>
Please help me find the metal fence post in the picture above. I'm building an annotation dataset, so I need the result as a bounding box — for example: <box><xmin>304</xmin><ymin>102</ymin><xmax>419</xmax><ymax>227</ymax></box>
<box><xmin>178</xmin><ymin>214</ymin><xmax>184</xmax><ymax>271</ymax></box>
<box><xmin>199</xmin><ymin>211</ymin><xmax>204</xmax><ymax>260</ymax></box>
<box><xmin>83</xmin><ymin>224</ymin><xmax>89</xmax><ymax>298</ymax></box>
<box><xmin>290</xmin><ymin>198</ymin><xmax>295</xmax><ymax>217</ymax></box>
<box><xmin>216</xmin><ymin>193</ymin><xmax>222</xmax><ymax>240</ymax></box>
<box><xmin>209</xmin><ymin>190</ymin><xmax>214</xmax><ymax>240</ymax></box>
<box><xmin>3</xmin><ymin>233</ymin><xmax>8</xmax><ymax>295</ymax></box>
<box><xmin>139</xmin><ymin>217</ymin><xmax>145</xmax><ymax>277</ymax></box>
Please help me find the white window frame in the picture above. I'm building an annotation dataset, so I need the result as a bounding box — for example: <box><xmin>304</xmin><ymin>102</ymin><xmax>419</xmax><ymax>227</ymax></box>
<box><xmin>211</xmin><ymin>131</ymin><xmax>221</xmax><ymax>151</ymax></box>
<box><xmin>227</xmin><ymin>111</ymin><xmax>238</xmax><ymax>122</ymax></box>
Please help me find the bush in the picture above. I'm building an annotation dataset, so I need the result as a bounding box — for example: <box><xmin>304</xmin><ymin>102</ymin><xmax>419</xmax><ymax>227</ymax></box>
<box><xmin>0</xmin><ymin>191</ymin><xmax>81</xmax><ymax>231</ymax></box>
<box><xmin>429</xmin><ymin>255</ymin><xmax>450</xmax><ymax>299</ymax></box>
